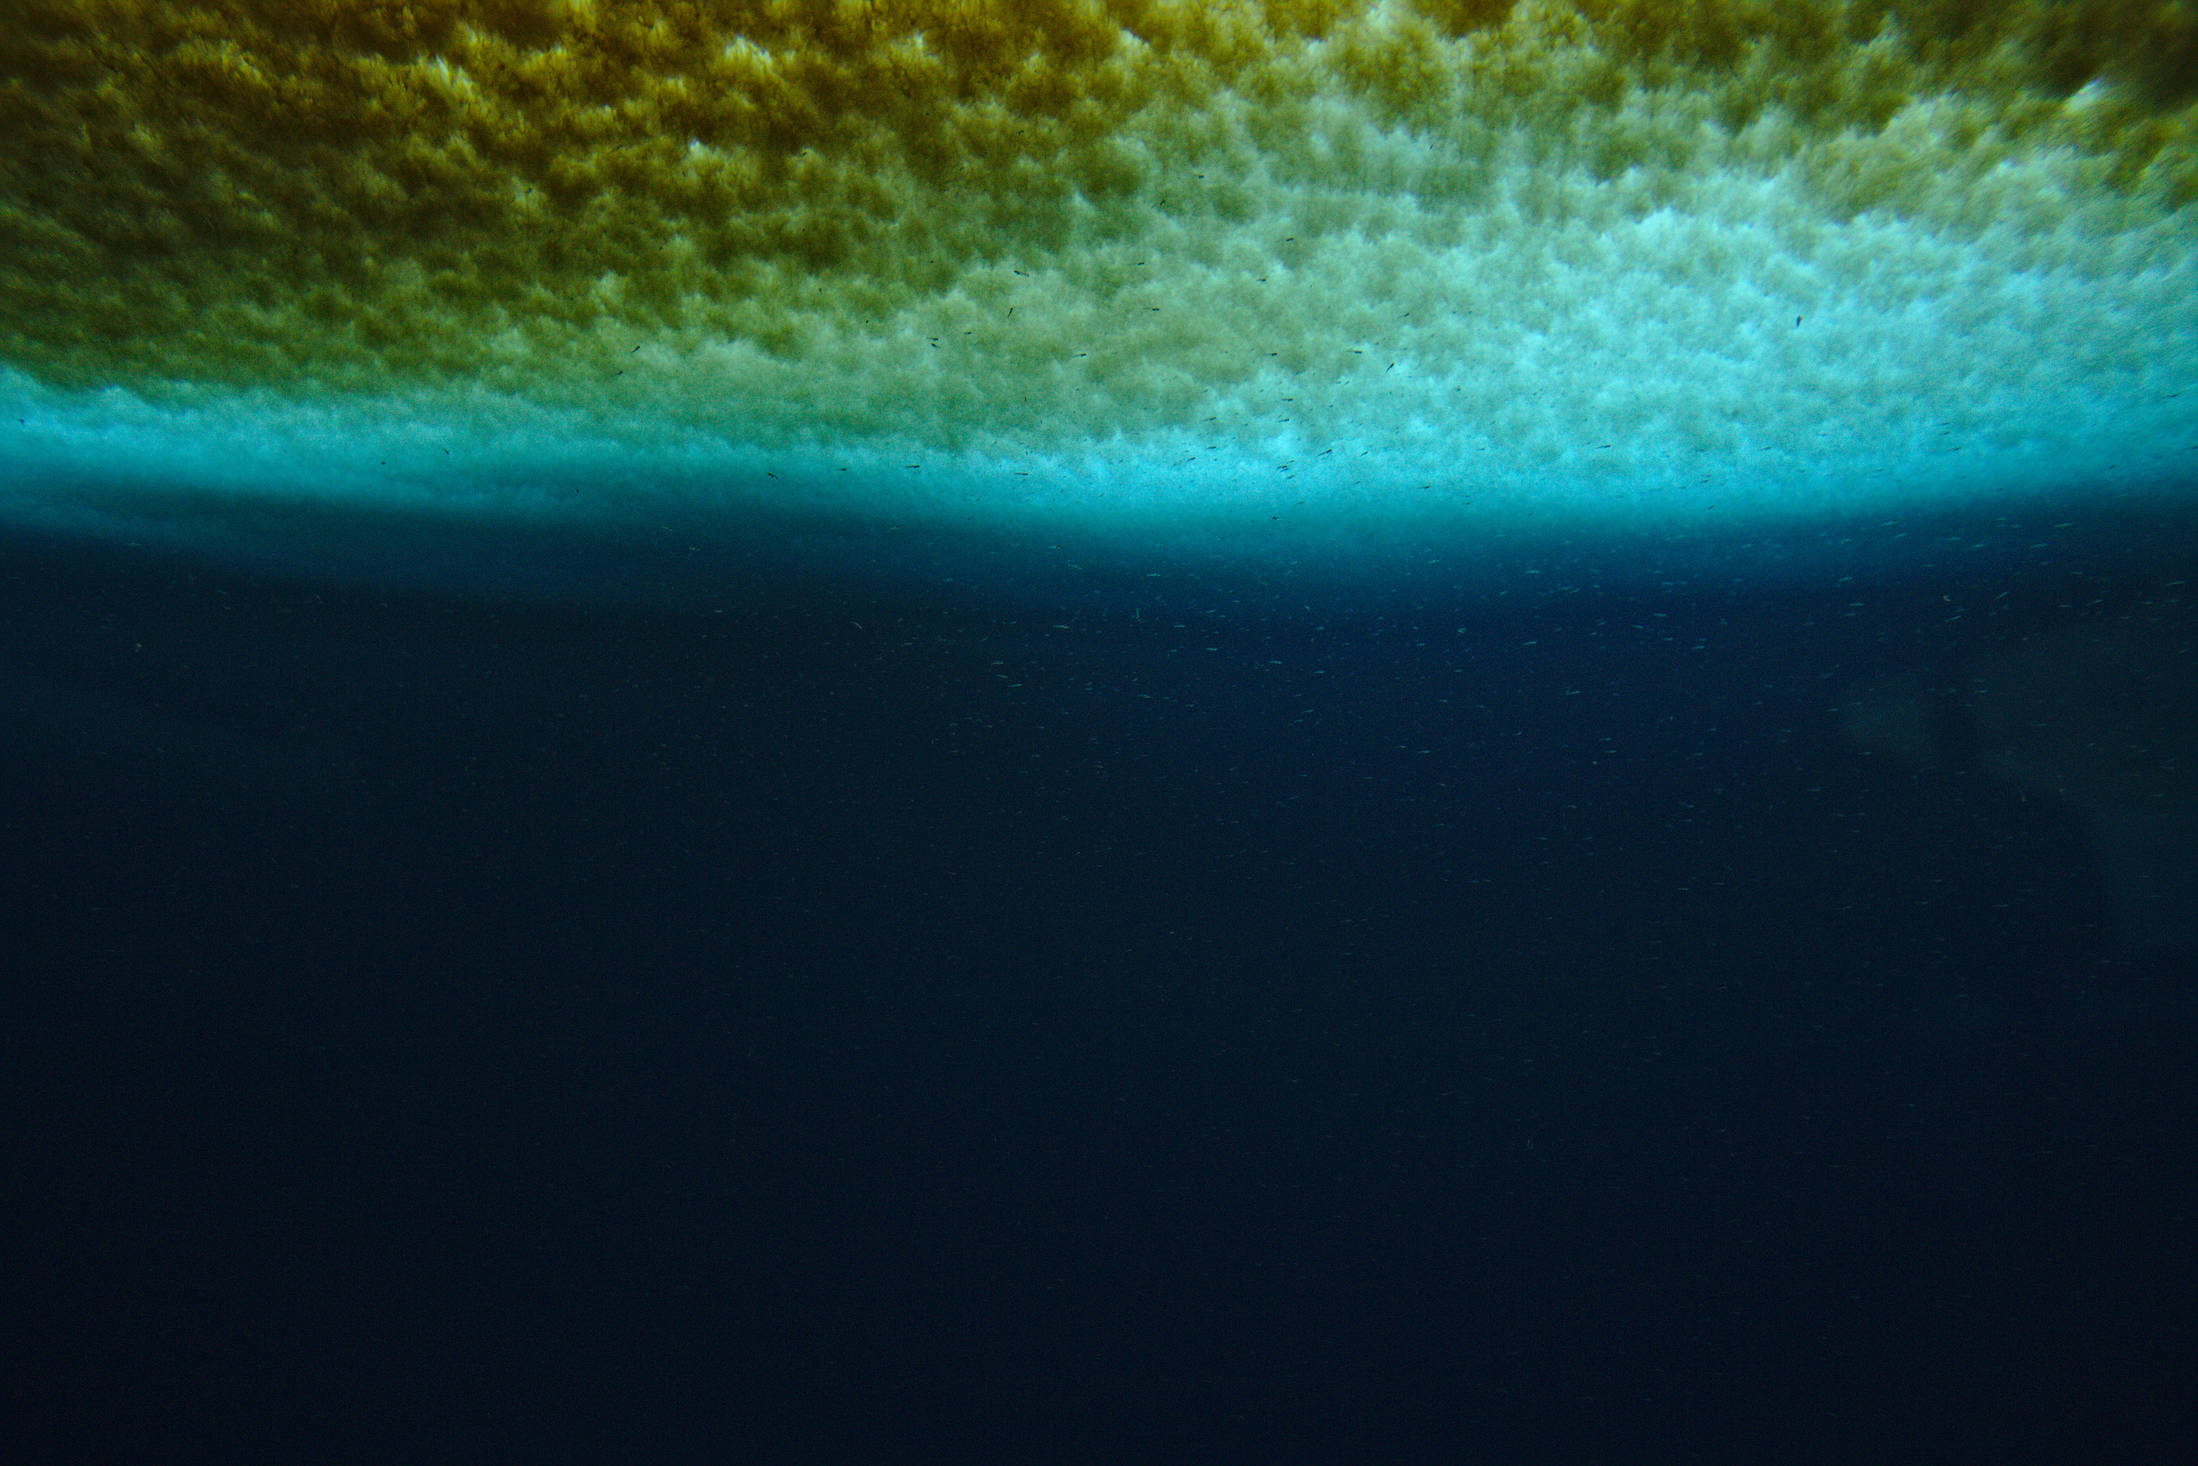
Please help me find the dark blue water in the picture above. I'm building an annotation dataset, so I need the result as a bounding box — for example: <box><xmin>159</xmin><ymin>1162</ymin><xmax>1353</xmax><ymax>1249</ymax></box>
<box><xmin>4</xmin><ymin>520</ymin><xmax>2193</xmax><ymax>1462</ymax></box>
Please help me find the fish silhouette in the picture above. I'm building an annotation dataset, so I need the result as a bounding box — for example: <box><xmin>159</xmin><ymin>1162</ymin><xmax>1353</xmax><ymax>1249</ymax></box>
<box><xmin>1845</xmin><ymin>594</ymin><xmax>2197</xmax><ymax>952</ymax></box>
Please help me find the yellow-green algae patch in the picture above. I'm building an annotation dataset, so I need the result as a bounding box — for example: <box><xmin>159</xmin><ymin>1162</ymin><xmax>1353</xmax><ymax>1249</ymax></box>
<box><xmin>2</xmin><ymin>1</ymin><xmax>2195</xmax><ymax>478</ymax></box>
